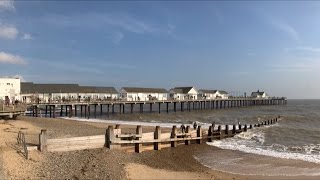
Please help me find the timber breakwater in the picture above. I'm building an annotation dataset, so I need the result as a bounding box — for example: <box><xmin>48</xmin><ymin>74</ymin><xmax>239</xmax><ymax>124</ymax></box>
<box><xmin>29</xmin><ymin>117</ymin><xmax>280</xmax><ymax>153</ymax></box>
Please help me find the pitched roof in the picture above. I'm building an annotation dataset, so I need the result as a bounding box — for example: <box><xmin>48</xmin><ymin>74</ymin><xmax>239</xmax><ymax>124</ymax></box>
<box><xmin>122</xmin><ymin>87</ymin><xmax>168</xmax><ymax>93</ymax></box>
<box><xmin>219</xmin><ymin>90</ymin><xmax>229</xmax><ymax>95</ymax></box>
<box><xmin>251</xmin><ymin>91</ymin><xmax>265</xmax><ymax>96</ymax></box>
<box><xmin>79</xmin><ymin>86</ymin><xmax>117</xmax><ymax>94</ymax></box>
<box><xmin>199</xmin><ymin>89</ymin><xmax>218</xmax><ymax>94</ymax></box>
<box><xmin>21</xmin><ymin>82</ymin><xmax>117</xmax><ymax>94</ymax></box>
<box><xmin>171</xmin><ymin>87</ymin><xmax>195</xmax><ymax>94</ymax></box>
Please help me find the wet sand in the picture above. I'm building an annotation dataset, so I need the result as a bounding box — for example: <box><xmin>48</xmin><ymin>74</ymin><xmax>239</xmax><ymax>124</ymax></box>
<box><xmin>0</xmin><ymin>116</ymin><xmax>319</xmax><ymax>179</ymax></box>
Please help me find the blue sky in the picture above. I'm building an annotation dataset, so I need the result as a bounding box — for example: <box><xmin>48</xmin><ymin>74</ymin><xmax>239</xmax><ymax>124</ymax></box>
<box><xmin>1</xmin><ymin>1</ymin><xmax>320</xmax><ymax>99</ymax></box>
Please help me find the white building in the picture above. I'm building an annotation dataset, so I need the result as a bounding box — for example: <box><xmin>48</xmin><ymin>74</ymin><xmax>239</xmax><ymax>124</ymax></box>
<box><xmin>20</xmin><ymin>82</ymin><xmax>118</xmax><ymax>103</ymax></box>
<box><xmin>251</xmin><ymin>90</ymin><xmax>269</xmax><ymax>99</ymax></box>
<box><xmin>120</xmin><ymin>87</ymin><xmax>168</xmax><ymax>101</ymax></box>
<box><xmin>198</xmin><ymin>89</ymin><xmax>229</xmax><ymax>99</ymax></box>
<box><xmin>169</xmin><ymin>87</ymin><xmax>198</xmax><ymax>100</ymax></box>
<box><xmin>0</xmin><ymin>77</ymin><xmax>21</xmax><ymax>104</ymax></box>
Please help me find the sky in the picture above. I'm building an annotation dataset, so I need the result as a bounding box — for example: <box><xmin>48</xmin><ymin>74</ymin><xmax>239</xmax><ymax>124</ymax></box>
<box><xmin>1</xmin><ymin>1</ymin><xmax>320</xmax><ymax>99</ymax></box>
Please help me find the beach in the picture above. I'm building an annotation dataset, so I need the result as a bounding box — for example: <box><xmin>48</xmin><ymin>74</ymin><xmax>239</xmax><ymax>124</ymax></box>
<box><xmin>0</xmin><ymin>115</ymin><xmax>319</xmax><ymax>179</ymax></box>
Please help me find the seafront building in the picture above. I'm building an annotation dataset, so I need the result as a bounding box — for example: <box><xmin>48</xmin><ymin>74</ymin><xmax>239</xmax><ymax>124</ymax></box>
<box><xmin>251</xmin><ymin>90</ymin><xmax>269</xmax><ymax>99</ymax></box>
<box><xmin>119</xmin><ymin>87</ymin><xmax>168</xmax><ymax>101</ymax></box>
<box><xmin>169</xmin><ymin>87</ymin><xmax>199</xmax><ymax>100</ymax></box>
<box><xmin>20</xmin><ymin>82</ymin><xmax>118</xmax><ymax>103</ymax></box>
<box><xmin>0</xmin><ymin>77</ymin><xmax>21</xmax><ymax>104</ymax></box>
<box><xmin>198</xmin><ymin>89</ymin><xmax>229</xmax><ymax>99</ymax></box>
<box><xmin>0</xmin><ymin>76</ymin><xmax>273</xmax><ymax>103</ymax></box>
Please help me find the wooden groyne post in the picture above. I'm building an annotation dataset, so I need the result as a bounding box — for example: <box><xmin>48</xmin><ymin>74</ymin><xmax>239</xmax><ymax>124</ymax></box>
<box><xmin>39</xmin><ymin>129</ymin><xmax>47</xmax><ymax>152</ymax></box>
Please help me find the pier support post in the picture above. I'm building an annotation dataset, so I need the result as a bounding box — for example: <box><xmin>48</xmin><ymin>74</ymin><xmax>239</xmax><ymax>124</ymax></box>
<box><xmin>171</xmin><ymin>126</ymin><xmax>177</xmax><ymax>147</ymax></box>
<box><xmin>49</xmin><ymin>105</ymin><xmax>52</xmax><ymax>118</ymax></box>
<box><xmin>35</xmin><ymin>106</ymin><xmax>39</xmax><ymax>117</ymax></box>
<box><xmin>244</xmin><ymin>124</ymin><xmax>247</xmax><ymax>132</ymax></box>
<box><xmin>74</xmin><ymin>105</ymin><xmax>77</xmax><ymax>117</ymax></box>
<box><xmin>158</xmin><ymin>103</ymin><xmax>161</xmax><ymax>114</ymax></box>
<box><xmin>197</xmin><ymin>126</ymin><xmax>202</xmax><ymax>144</ymax></box>
<box><xmin>112</xmin><ymin>104</ymin><xmax>115</xmax><ymax>114</ymax></box>
<box><xmin>45</xmin><ymin>105</ymin><xmax>48</xmax><ymax>117</ymax></box>
<box><xmin>39</xmin><ymin>129</ymin><xmax>47</xmax><ymax>152</ymax></box>
<box><xmin>135</xmin><ymin>125</ymin><xmax>142</xmax><ymax>153</ymax></box>
<box><xmin>150</xmin><ymin>103</ymin><xmax>153</xmax><ymax>113</ymax></box>
<box><xmin>52</xmin><ymin>105</ymin><xmax>56</xmax><ymax>118</ymax></box>
<box><xmin>94</xmin><ymin>104</ymin><xmax>97</xmax><ymax>118</ymax></box>
<box><xmin>80</xmin><ymin>105</ymin><xmax>83</xmax><ymax>117</ymax></box>
<box><xmin>185</xmin><ymin>126</ymin><xmax>191</xmax><ymax>145</ymax></box>
<box><xmin>166</xmin><ymin>103</ymin><xmax>169</xmax><ymax>113</ymax></box>
<box><xmin>122</xmin><ymin>103</ymin><xmax>125</xmax><ymax>114</ymax></box>
<box><xmin>100</xmin><ymin>104</ymin><xmax>103</xmax><ymax>116</ymax></box>
<box><xmin>174</xmin><ymin>102</ymin><xmax>176</xmax><ymax>112</ymax></box>
<box><xmin>154</xmin><ymin>126</ymin><xmax>161</xmax><ymax>150</ymax></box>
<box><xmin>131</xmin><ymin>104</ymin><xmax>134</xmax><ymax>114</ymax></box>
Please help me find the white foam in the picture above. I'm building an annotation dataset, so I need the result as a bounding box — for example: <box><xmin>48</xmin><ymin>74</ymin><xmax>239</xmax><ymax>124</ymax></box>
<box><xmin>60</xmin><ymin>117</ymin><xmax>254</xmax><ymax>131</ymax></box>
<box><xmin>207</xmin><ymin>130</ymin><xmax>320</xmax><ymax>164</ymax></box>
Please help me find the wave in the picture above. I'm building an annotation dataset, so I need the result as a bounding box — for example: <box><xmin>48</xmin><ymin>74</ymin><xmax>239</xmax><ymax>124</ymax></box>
<box><xmin>207</xmin><ymin>130</ymin><xmax>320</xmax><ymax>164</ymax></box>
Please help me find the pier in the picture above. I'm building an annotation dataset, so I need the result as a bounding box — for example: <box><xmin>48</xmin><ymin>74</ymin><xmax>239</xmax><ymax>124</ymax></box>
<box><xmin>26</xmin><ymin>97</ymin><xmax>287</xmax><ymax>118</ymax></box>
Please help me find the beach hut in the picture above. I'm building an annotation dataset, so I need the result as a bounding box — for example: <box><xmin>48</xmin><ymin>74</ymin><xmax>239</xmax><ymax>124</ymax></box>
<box><xmin>169</xmin><ymin>87</ymin><xmax>198</xmax><ymax>100</ymax></box>
<box><xmin>119</xmin><ymin>87</ymin><xmax>168</xmax><ymax>101</ymax></box>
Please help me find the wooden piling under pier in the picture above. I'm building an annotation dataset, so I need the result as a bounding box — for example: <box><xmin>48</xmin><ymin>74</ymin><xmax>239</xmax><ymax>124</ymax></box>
<box><xmin>26</xmin><ymin>97</ymin><xmax>287</xmax><ymax>118</ymax></box>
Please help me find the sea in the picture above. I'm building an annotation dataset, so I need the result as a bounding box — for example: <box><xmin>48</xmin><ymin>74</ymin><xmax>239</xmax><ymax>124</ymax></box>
<box><xmin>64</xmin><ymin>99</ymin><xmax>320</xmax><ymax>176</ymax></box>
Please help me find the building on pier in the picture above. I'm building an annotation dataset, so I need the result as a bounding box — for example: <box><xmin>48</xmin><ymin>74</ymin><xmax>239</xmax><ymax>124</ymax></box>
<box><xmin>198</xmin><ymin>89</ymin><xmax>229</xmax><ymax>99</ymax></box>
<box><xmin>169</xmin><ymin>87</ymin><xmax>198</xmax><ymax>100</ymax></box>
<box><xmin>119</xmin><ymin>87</ymin><xmax>168</xmax><ymax>101</ymax></box>
<box><xmin>251</xmin><ymin>90</ymin><xmax>269</xmax><ymax>99</ymax></box>
<box><xmin>0</xmin><ymin>77</ymin><xmax>21</xmax><ymax>104</ymax></box>
<box><xmin>20</xmin><ymin>82</ymin><xmax>117</xmax><ymax>103</ymax></box>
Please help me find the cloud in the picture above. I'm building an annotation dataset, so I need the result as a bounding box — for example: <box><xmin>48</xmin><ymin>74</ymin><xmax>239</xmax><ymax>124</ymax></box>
<box><xmin>110</xmin><ymin>31</ymin><xmax>124</xmax><ymax>44</ymax></box>
<box><xmin>0</xmin><ymin>0</ymin><xmax>15</xmax><ymax>12</ymax></box>
<box><xmin>43</xmin><ymin>12</ymin><xmax>157</xmax><ymax>35</ymax></box>
<box><xmin>269</xmin><ymin>19</ymin><xmax>299</xmax><ymax>40</ymax></box>
<box><xmin>0</xmin><ymin>52</ymin><xmax>27</xmax><ymax>65</ymax></box>
<box><xmin>0</xmin><ymin>24</ymin><xmax>18</xmax><ymax>39</ymax></box>
<box><xmin>22</xmin><ymin>33</ymin><xmax>32</xmax><ymax>40</ymax></box>
<box><xmin>295</xmin><ymin>46</ymin><xmax>320</xmax><ymax>53</ymax></box>
<box><xmin>268</xmin><ymin>62</ymin><xmax>316</xmax><ymax>73</ymax></box>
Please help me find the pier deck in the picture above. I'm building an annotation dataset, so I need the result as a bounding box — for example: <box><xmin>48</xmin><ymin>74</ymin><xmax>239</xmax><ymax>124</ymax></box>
<box><xmin>26</xmin><ymin>97</ymin><xmax>287</xmax><ymax>118</ymax></box>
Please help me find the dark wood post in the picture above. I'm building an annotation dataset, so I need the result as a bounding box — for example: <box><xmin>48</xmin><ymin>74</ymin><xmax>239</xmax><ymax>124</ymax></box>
<box><xmin>135</xmin><ymin>125</ymin><xmax>142</xmax><ymax>153</ymax></box>
<box><xmin>45</xmin><ymin>105</ymin><xmax>48</xmax><ymax>117</ymax></box>
<box><xmin>158</xmin><ymin>103</ymin><xmax>161</xmax><ymax>114</ymax></box>
<box><xmin>39</xmin><ymin>129</ymin><xmax>47</xmax><ymax>152</ymax></box>
<box><xmin>80</xmin><ymin>105</ymin><xmax>83</xmax><ymax>117</ymax></box>
<box><xmin>53</xmin><ymin>105</ymin><xmax>56</xmax><ymax>118</ymax></box>
<box><xmin>208</xmin><ymin>126</ymin><xmax>213</xmax><ymax>142</ymax></box>
<box><xmin>196</xmin><ymin>126</ymin><xmax>202</xmax><ymax>144</ymax></box>
<box><xmin>185</xmin><ymin>126</ymin><xmax>191</xmax><ymax>145</ymax></box>
<box><xmin>171</xmin><ymin>125</ymin><xmax>177</xmax><ymax>147</ymax></box>
<box><xmin>154</xmin><ymin>126</ymin><xmax>161</xmax><ymax>150</ymax></box>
